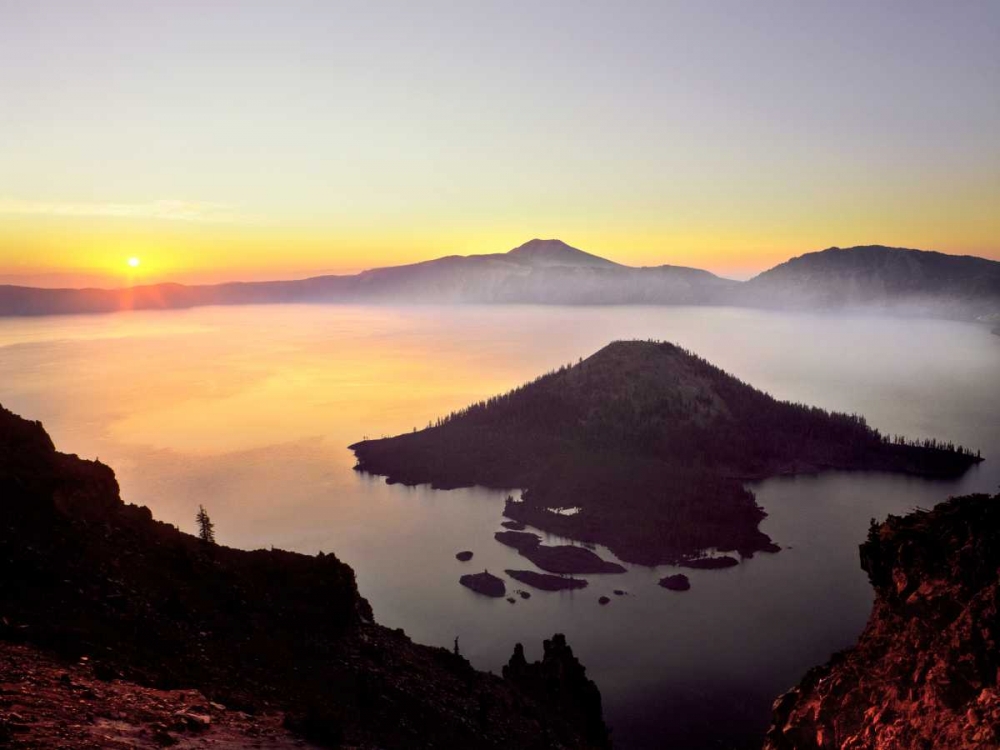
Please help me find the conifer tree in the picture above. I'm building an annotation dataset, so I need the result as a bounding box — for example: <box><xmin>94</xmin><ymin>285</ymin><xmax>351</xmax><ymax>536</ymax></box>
<box><xmin>196</xmin><ymin>505</ymin><xmax>216</xmax><ymax>544</ymax></box>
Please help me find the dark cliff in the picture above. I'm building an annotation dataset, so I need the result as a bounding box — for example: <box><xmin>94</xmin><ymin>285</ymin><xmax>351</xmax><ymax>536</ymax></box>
<box><xmin>764</xmin><ymin>492</ymin><xmax>1000</xmax><ymax>749</ymax></box>
<box><xmin>0</xmin><ymin>404</ymin><xmax>609</xmax><ymax>748</ymax></box>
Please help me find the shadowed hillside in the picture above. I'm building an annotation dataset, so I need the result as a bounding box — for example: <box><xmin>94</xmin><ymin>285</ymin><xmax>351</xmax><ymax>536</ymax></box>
<box><xmin>741</xmin><ymin>245</ymin><xmax>1000</xmax><ymax>320</ymax></box>
<box><xmin>0</xmin><ymin>404</ymin><xmax>609</xmax><ymax>749</ymax></box>
<box><xmin>352</xmin><ymin>341</ymin><xmax>982</xmax><ymax>566</ymax></box>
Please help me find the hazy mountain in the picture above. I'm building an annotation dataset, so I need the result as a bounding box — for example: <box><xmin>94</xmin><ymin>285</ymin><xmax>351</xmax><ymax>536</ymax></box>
<box><xmin>2</xmin><ymin>240</ymin><xmax>998</xmax><ymax>320</ymax></box>
<box><xmin>351</xmin><ymin>340</ymin><xmax>980</xmax><ymax>566</ymax></box>
<box><xmin>740</xmin><ymin>245</ymin><xmax>1000</xmax><ymax>320</ymax></box>
<box><xmin>505</xmin><ymin>238</ymin><xmax>623</xmax><ymax>268</ymax></box>
<box><xmin>0</xmin><ymin>238</ymin><xmax>734</xmax><ymax>315</ymax></box>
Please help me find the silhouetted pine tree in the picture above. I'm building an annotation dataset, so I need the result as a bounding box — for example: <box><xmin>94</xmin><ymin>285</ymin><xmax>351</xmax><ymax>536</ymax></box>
<box><xmin>196</xmin><ymin>505</ymin><xmax>216</xmax><ymax>544</ymax></box>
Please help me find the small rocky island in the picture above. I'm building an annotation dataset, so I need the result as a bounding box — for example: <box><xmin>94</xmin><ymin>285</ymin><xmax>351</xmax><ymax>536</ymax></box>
<box><xmin>0</xmin><ymin>404</ymin><xmax>609</xmax><ymax>749</ymax></box>
<box><xmin>658</xmin><ymin>574</ymin><xmax>691</xmax><ymax>591</ymax></box>
<box><xmin>765</xmin><ymin>492</ymin><xmax>1000</xmax><ymax>749</ymax></box>
<box><xmin>495</xmin><ymin>530</ymin><xmax>626</xmax><ymax>575</ymax></box>
<box><xmin>460</xmin><ymin>571</ymin><xmax>506</xmax><ymax>597</ymax></box>
<box><xmin>352</xmin><ymin>341</ymin><xmax>982</xmax><ymax>566</ymax></box>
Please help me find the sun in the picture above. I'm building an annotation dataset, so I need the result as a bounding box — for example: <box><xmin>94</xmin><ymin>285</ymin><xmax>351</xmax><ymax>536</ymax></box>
<box><xmin>127</xmin><ymin>257</ymin><xmax>141</xmax><ymax>268</ymax></box>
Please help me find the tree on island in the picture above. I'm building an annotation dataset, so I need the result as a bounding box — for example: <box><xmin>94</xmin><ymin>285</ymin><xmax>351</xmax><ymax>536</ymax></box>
<box><xmin>196</xmin><ymin>505</ymin><xmax>216</xmax><ymax>544</ymax></box>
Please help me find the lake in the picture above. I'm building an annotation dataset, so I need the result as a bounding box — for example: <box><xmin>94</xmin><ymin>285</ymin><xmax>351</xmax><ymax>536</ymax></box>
<box><xmin>1</xmin><ymin>304</ymin><xmax>997</xmax><ymax>748</ymax></box>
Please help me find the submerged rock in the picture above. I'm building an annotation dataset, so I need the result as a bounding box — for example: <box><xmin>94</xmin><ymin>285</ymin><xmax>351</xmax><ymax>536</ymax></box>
<box><xmin>455</xmin><ymin>550</ymin><xmax>473</xmax><ymax>562</ymax></box>
<box><xmin>679</xmin><ymin>556</ymin><xmax>739</xmax><ymax>570</ymax></box>
<box><xmin>658</xmin><ymin>574</ymin><xmax>690</xmax><ymax>591</ymax></box>
<box><xmin>459</xmin><ymin>571</ymin><xmax>506</xmax><ymax>598</ymax></box>
<box><xmin>506</xmin><ymin>569</ymin><xmax>589</xmax><ymax>591</ymax></box>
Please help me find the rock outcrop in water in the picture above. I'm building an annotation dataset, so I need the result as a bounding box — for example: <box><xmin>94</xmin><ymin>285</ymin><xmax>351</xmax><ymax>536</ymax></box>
<box><xmin>0</xmin><ymin>404</ymin><xmax>609</xmax><ymax>749</ymax></box>
<box><xmin>506</xmin><ymin>570</ymin><xmax>589</xmax><ymax>591</ymax></box>
<box><xmin>658</xmin><ymin>574</ymin><xmax>691</xmax><ymax>591</ymax></box>
<box><xmin>352</xmin><ymin>341</ymin><xmax>982</xmax><ymax>566</ymax></box>
<box><xmin>494</xmin><ymin>531</ymin><xmax>626</xmax><ymax>575</ymax></box>
<box><xmin>764</xmin><ymin>492</ymin><xmax>1000</xmax><ymax>749</ymax></box>
<box><xmin>460</xmin><ymin>571</ymin><xmax>506</xmax><ymax>597</ymax></box>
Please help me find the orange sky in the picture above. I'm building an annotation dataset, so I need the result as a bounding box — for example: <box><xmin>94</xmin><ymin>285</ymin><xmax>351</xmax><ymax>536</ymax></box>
<box><xmin>1</xmin><ymin>207</ymin><xmax>996</xmax><ymax>288</ymax></box>
<box><xmin>2</xmin><ymin>3</ymin><xmax>998</xmax><ymax>288</ymax></box>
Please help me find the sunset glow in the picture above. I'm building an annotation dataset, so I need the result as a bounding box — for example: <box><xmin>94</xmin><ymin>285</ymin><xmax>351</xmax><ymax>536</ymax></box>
<box><xmin>1</xmin><ymin>2</ymin><xmax>997</xmax><ymax>286</ymax></box>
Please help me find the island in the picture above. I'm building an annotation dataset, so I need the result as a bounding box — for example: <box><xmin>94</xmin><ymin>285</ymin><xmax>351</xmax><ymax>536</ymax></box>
<box><xmin>351</xmin><ymin>341</ymin><xmax>982</xmax><ymax>567</ymax></box>
<box><xmin>658</xmin><ymin>574</ymin><xmax>691</xmax><ymax>591</ymax></box>
<box><xmin>0</xmin><ymin>404</ymin><xmax>609</xmax><ymax>749</ymax></box>
<box><xmin>460</xmin><ymin>571</ymin><xmax>506</xmax><ymax>597</ymax></box>
<box><xmin>495</xmin><ymin>530</ymin><xmax>626</xmax><ymax>574</ymax></box>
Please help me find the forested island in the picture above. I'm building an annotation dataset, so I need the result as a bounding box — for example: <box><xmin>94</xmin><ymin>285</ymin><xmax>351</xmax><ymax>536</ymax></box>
<box><xmin>351</xmin><ymin>341</ymin><xmax>982</xmax><ymax>566</ymax></box>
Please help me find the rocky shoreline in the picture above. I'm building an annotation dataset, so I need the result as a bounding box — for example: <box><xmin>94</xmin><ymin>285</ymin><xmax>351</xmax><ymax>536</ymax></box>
<box><xmin>764</xmin><ymin>492</ymin><xmax>1000</xmax><ymax>749</ymax></box>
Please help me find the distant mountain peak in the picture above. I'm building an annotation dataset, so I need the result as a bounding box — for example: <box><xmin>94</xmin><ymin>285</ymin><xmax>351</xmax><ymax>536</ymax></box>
<box><xmin>506</xmin><ymin>239</ymin><xmax>621</xmax><ymax>268</ymax></box>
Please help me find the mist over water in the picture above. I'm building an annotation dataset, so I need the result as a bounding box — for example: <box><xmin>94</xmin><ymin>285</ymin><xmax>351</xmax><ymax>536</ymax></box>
<box><xmin>1</xmin><ymin>304</ymin><xmax>997</xmax><ymax>748</ymax></box>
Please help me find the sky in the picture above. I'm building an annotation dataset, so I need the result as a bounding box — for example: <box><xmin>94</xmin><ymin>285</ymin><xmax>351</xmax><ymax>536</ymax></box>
<box><xmin>1</xmin><ymin>0</ymin><xmax>998</xmax><ymax>286</ymax></box>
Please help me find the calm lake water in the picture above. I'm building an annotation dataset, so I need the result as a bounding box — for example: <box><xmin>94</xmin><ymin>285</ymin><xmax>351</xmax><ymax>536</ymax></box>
<box><xmin>1</xmin><ymin>304</ymin><xmax>998</xmax><ymax>748</ymax></box>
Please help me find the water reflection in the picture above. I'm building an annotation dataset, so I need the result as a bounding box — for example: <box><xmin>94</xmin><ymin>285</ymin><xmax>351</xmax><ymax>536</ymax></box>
<box><xmin>0</xmin><ymin>304</ymin><xmax>997</xmax><ymax>748</ymax></box>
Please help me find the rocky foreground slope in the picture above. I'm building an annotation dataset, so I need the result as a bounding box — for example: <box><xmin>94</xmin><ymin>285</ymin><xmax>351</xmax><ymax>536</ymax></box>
<box><xmin>0</xmin><ymin>404</ymin><xmax>609</xmax><ymax>748</ymax></box>
<box><xmin>764</xmin><ymin>492</ymin><xmax>1000</xmax><ymax>749</ymax></box>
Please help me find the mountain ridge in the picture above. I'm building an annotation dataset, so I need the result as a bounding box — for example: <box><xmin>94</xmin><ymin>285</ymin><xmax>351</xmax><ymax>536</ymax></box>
<box><xmin>740</xmin><ymin>244</ymin><xmax>1000</xmax><ymax>319</ymax></box>
<box><xmin>1</xmin><ymin>240</ymin><xmax>998</xmax><ymax>320</ymax></box>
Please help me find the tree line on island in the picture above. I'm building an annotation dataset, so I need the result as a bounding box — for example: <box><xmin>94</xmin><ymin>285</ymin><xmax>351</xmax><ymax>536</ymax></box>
<box><xmin>352</xmin><ymin>341</ymin><xmax>982</xmax><ymax>567</ymax></box>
